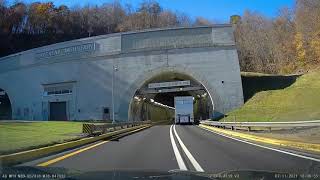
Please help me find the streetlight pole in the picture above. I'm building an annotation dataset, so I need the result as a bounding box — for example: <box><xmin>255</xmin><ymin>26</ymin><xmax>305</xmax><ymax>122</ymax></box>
<box><xmin>112</xmin><ymin>64</ymin><xmax>118</xmax><ymax>124</ymax></box>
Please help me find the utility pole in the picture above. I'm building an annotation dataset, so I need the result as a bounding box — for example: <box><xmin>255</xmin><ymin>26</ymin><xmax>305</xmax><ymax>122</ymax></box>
<box><xmin>112</xmin><ymin>64</ymin><xmax>118</xmax><ymax>124</ymax></box>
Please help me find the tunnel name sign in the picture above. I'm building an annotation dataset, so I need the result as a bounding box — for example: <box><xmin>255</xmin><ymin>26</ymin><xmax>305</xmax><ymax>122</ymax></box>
<box><xmin>148</xmin><ymin>80</ymin><xmax>190</xmax><ymax>89</ymax></box>
<box><xmin>36</xmin><ymin>43</ymin><xmax>96</xmax><ymax>59</ymax></box>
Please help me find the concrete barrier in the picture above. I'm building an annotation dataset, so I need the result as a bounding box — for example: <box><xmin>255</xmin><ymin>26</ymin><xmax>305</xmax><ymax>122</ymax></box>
<box><xmin>82</xmin><ymin>121</ymin><xmax>151</xmax><ymax>135</ymax></box>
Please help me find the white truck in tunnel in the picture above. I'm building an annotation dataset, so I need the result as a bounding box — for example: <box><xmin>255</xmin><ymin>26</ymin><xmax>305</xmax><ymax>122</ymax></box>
<box><xmin>174</xmin><ymin>96</ymin><xmax>194</xmax><ymax>124</ymax></box>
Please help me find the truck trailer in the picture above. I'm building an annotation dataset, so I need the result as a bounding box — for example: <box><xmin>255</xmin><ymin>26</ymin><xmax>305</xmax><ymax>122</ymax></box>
<box><xmin>174</xmin><ymin>96</ymin><xmax>194</xmax><ymax>124</ymax></box>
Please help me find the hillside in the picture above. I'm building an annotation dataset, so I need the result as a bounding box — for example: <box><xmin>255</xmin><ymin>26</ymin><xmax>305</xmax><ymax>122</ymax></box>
<box><xmin>223</xmin><ymin>70</ymin><xmax>320</xmax><ymax>122</ymax></box>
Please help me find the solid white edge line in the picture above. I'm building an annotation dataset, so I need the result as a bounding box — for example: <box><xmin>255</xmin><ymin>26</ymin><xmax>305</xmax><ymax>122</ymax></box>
<box><xmin>198</xmin><ymin>126</ymin><xmax>320</xmax><ymax>163</ymax></box>
<box><xmin>170</xmin><ymin>125</ymin><xmax>188</xmax><ymax>170</ymax></box>
<box><xmin>173</xmin><ymin>125</ymin><xmax>205</xmax><ymax>172</ymax></box>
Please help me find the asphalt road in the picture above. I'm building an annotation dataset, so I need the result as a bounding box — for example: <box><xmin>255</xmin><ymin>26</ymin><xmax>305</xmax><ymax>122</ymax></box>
<box><xmin>28</xmin><ymin>125</ymin><xmax>320</xmax><ymax>174</ymax></box>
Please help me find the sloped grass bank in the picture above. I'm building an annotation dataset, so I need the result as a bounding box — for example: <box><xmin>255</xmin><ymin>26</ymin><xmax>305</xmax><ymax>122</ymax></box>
<box><xmin>224</xmin><ymin>70</ymin><xmax>320</xmax><ymax>122</ymax></box>
<box><xmin>0</xmin><ymin>121</ymin><xmax>83</xmax><ymax>155</ymax></box>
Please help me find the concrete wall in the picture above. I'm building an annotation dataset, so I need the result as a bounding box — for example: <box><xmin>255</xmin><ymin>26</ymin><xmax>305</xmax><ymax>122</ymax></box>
<box><xmin>0</xmin><ymin>25</ymin><xmax>243</xmax><ymax>121</ymax></box>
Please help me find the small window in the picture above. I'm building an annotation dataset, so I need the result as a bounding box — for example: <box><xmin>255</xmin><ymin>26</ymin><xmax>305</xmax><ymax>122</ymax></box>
<box><xmin>48</xmin><ymin>91</ymin><xmax>55</xmax><ymax>95</ymax></box>
<box><xmin>104</xmin><ymin>108</ymin><xmax>109</xmax><ymax>114</ymax></box>
<box><xmin>54</xmin><ymin>90</ymin><xmax>62</xmax><ymax>94</ymax></box>
<box><xmin>61</xmin><ymin>90</ymin><xmax>70</xmax><ymax>94</ymax></box>
<box><xmin>43</xmin><ymin>83</ymin><xmax>74</xmax><ymax>96</ymax></box>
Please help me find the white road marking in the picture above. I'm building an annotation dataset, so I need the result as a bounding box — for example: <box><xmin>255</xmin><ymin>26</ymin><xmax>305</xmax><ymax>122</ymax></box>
<box><xmin>170</xmin><ymin>125</ymin><xmax>187</xmax><ymax>170</ymax></box>
<box><xmin>173</xmin><ymin>125</ymin><xmax>204</xmax><ymax>172</ymax></box>
<box><xmin>199</xmin><ymin>126</ymin><xmax>320</xmax><ymax>163</ymax></box>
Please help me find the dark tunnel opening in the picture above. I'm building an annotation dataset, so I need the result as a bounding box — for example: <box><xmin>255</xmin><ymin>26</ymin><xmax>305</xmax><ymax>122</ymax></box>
<box><xmin>0</xmin><ymin>89</ymin><xmax>12</xmax><ymax>120</ymax></box>
<box><xmin>129</xmin><ymin>72</ymin><xmax>213</xmax><ymax>123</ymax></box>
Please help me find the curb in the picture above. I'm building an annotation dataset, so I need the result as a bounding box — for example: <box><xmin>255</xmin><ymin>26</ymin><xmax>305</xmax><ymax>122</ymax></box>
<box><xmin>199</xmin><ymin>124</ymin><xmax>320</xmax><ymax>153</ymax></box>
<box><xmin>0</xmin><ymin>124</ymin><xmax>151</xmax><ymax>166</ymax></box>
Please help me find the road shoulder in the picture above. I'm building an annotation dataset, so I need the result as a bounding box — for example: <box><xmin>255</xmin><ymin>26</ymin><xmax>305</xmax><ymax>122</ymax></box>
<box><xmin>199</xmin><ymin>124</ymin><xmax>320</xmax><ymax>158</ymax></box>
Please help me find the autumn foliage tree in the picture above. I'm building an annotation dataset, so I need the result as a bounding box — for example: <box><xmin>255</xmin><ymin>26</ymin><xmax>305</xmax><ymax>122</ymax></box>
<box><xmin>0</xmin><ymin>0</ymin><xmax>193</xmax><ymax>57</ymax></box>
<box><xmin>234</xmin><ymin>0</ymin><xmax>320</xmax><ymax>74</ymax></box>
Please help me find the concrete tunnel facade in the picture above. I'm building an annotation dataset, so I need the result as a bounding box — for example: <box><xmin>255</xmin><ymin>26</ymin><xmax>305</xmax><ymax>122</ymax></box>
<box><xmin>0</xmin><ymin>25</ymin><xmax>244</xmax><ymax>121</ymax></box>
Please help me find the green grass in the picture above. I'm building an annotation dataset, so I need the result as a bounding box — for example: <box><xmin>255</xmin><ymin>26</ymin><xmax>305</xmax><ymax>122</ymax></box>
<box><xmin>223</xmin><ymin>70</ymin><xmax>320</xmax><ymax>122</ymax></box>
<box><xmin>0</xmin><ymin>121</ymin><xmax>84</xmax><ymax>155</ymax></box>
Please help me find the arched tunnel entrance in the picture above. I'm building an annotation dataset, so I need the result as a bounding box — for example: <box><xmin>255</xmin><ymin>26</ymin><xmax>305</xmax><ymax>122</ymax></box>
<box><xmin>129</xmin><ymin>72</ymin><xmax>213</xmax><ymax>124</ymax></box>
<box><xmin>0</xmin><ymin>89</ymin><xmax>12</xmax><ymax>120</ymax></box>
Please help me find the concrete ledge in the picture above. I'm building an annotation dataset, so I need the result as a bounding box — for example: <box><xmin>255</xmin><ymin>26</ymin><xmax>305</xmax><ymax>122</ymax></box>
<box><xmin>199</xmin><ymin>124</ymin><xmax>320</xmax><ymax>154</ymax></box>
<box><xmin>0</xmin><ymin>124</ymin><xmax>151</xmax><ymax>166</ymax></box>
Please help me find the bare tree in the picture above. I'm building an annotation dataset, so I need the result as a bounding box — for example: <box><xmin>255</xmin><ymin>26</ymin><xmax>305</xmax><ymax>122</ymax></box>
<box><xmin>194</xmin><ymin>17</ymin><xmax>213</xmax><ymax>26</ymax></box>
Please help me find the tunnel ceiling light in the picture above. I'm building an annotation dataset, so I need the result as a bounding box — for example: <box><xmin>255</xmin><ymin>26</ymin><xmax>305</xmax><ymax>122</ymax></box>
<box><xmin>134</xmin><ymin>96</ymin><xmax>141</xmax><ymax>102</ymax></box>
<box><xmin>151</xmin><ymin>100</ymin><xmax>175</xmax><ymax>109</ymax></box>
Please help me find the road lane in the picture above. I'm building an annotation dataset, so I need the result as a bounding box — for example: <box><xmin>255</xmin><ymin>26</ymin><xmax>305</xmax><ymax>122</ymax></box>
<box><xmin>45</xmin><ymin>125</ymin><xmax>178</xmax><ymax>171</ymax></box>
<box><xmin>169</xmin><ymin>124</ymin><xmax>187</xmax><ymax>170</ymax></box>
<box><xmin>172</xmin><ymin>125</ymin><xmax>204</xmax><ymax>172</ymax></box>
<box><xmin>30</xmin><ymin>123</ymin><xmax>320</xmax><ymax>174</ymax></box>
<box><xmin>174</xmin><ymin>125</ymin><xmax>320</xmax><ymax>173</ymax></box>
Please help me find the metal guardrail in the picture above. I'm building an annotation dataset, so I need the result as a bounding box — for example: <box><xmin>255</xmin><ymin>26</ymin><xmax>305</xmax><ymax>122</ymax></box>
<box><xmin>200</xmin><ymin>120</ymin><xmax>320</xmax><ymax>131</ymax></box>
<box><xmin>83</xmin><ymin>120</ymin><xmax>151</xmax><ymax>136</ymax></box>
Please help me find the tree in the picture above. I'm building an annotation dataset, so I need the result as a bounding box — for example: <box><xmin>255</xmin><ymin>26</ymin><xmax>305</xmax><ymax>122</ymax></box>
<box><xmin>270</xmin><ymin>7</ymin><xmax>296</xmax><ymax>73</ymax></box>
<box><xmin>138</xmin><ymin>0</ymin><xmax>162</xmax><ymax>28</ymax></box>
<box><xmin>295</xmin><ymin>0</ymin><xmax>320</xmax><ymax>66</ymax></box>
<box><xmin>27</xmin><ymin>2</ymin><xmax>55</xmax><ymax>34</ymax></box>
<box><xmin>7</xmin><ymin>2</ymin><xmax>26</xmax><ymax>34</ymax></box>
<box><xmin>194</xmin><ymin>17</ymin><xmax>213</xmax><ymax>26</ymax></box>
<box><xmin>52</xmin><ymin>5</ymin><xmax>71</xmax><ymax>34</ymax></box>
<box><xmin>234</xmin><ymin>11</ymin><xmax>277</xmax><ymax>73</ymax></box>
<box><xmin>230</xmin><ymin>15</ymin><xmax>241</xmax><ymax>24</ymax></box>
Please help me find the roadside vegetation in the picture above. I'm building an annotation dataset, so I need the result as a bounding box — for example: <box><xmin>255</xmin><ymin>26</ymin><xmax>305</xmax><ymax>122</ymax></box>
<box><xmin>223</xmin><ymin>69</ymin><xmax>320</xmax><ymax>122</ymax></box>
<box><xmin>0</xmin><ymin>121</ymin><xmax>84</xmax><ymax>155</ymax></box>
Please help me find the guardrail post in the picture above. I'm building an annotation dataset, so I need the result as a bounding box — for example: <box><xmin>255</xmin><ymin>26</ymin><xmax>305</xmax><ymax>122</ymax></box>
<box><xmin>247</xmin><ymin>127</ymin><xmax>251</xmax><ymax>132</ymax></box>
<box><xmin>90</xmin><ymin>124</ymin><xmax>94</xmax><ymax>135</ymax></box>
<box><xmin>102</xmin><ymin>126</ymin><xmax>106</xmax><ymax>134</ymax></box>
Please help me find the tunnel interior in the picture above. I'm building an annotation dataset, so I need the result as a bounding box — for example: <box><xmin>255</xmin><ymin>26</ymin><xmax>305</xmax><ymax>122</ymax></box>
<box><xmin>129</xmin><ymin>72</ymin><xmax>213</xmax><ymax>123</ymax></box>
<box><xmin>0</xmin><ymin>89</ymin><xmax>12</xmax><ymax>120</ymax></box>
